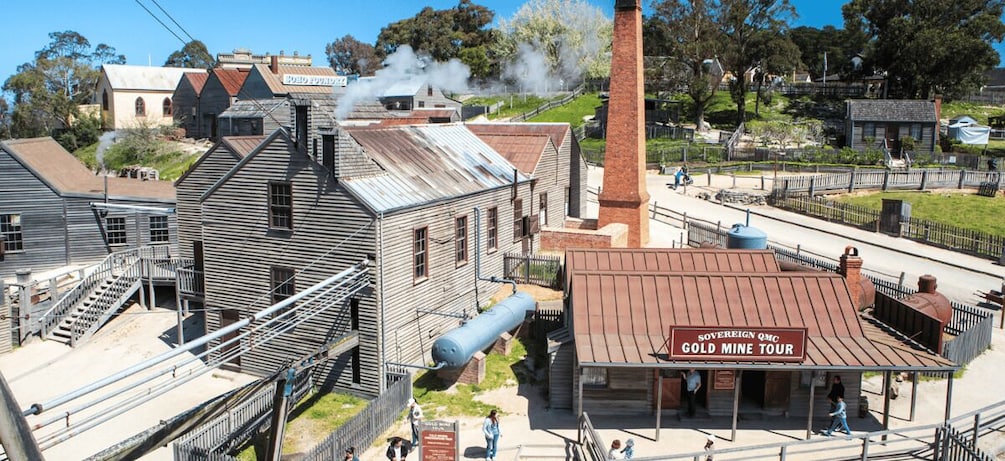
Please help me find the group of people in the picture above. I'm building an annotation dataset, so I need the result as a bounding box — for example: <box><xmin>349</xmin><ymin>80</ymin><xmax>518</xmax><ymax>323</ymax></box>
<box><xmin>607</xmin><ymin>438</ymin><xmax>635</xmax><ymax>459</ymax></box>
<box><xmin>384</xmin><ymin>398</ymin><xmax>503</xmax><ymax>461</ymax></box>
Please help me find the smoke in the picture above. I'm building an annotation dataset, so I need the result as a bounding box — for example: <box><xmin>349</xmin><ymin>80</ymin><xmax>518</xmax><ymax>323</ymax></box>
<box><xmin>335</xmin><ymin>45</ymin><xmax>471</xmax><ymax>120</ymax></box>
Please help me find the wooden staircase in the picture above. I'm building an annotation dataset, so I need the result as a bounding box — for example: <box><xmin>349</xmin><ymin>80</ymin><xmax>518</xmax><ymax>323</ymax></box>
<box><xmin>39</xmin><ymin>246</ymin><xmax>176</xmax><ymax>347</ymax></box>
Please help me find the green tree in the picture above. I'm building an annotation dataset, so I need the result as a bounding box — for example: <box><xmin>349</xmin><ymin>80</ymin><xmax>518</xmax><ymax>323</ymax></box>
<box><xmin>376</xmin><ymin>0</ymin><xmax>497</xmax><ymax>78</ymax></box>
<box><xmin>164</xmin><ymin>40</ymin><xmax>214</xmax><ymax>69</ymax></box>
<box><xmin>325</xmin><ymin>34</ymin><xmax>380</xmax><ymax>76</ymax></box>
<box><xmin>645</xmin><ymin>0</ymin><xmax>725</xmax><ymax>132</ymax></box>
<box><xmin>494</xmin><ymin>0</ymin><xmax>612</xmax><ymax>84</ymax></box>
<box><xmin>843</xmin><ymin>0</ymin><xmax>1005</xmax><ymax>99</ymax></box>
<box><xmin>3</xmin><ymin>31</ymin><xmax>124</xmax><ymax>139</ymax></box>
<box><xmin>717</xmin><ymin>0</ymin><xmax>799</xmax><ymax>125</ymax></box>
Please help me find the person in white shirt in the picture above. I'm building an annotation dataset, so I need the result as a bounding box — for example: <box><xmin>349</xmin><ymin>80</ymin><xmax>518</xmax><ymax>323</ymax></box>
<box><xmin>407</xmin><ymin>398</ymin><xmax>423</xmax><ymax>446</ymax></box>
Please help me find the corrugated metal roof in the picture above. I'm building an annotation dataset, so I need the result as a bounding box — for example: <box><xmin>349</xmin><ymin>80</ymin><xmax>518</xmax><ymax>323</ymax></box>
<box><xmin>222</xmin><ymin>135</ymin><xmax>268</xmax><ymax>157</ymax></box>
<box><xmin>211</xmin><ymin>68</ymin><xmax>249</xmax><ymax>96</ymax></box>
<box><xmin>254</xmin><ymin>64</ymin><xmax>340</xmax><ymax>95</ymax></box>
<box><xmin>102</xmin><ymin>64</ymin><xmax>206</xmax><ymax>91</ymax></box>
<box><xmin>2</xmin><ymin>137</ymin><xmax>175</xmax><ymax>200</ymax></box>
<box><xmin>568</xmin><ymin>250</ymin><xmax>954</xmax><ymax>370</ymax></box>
<box><xmin>357</xmin><ymin>76</ymin><xmax>425</xmax><ymax>97</ymax></box>
<box><xmin>342</xmin><ymin>124</ymin><xmax>528</xmax><ymax>213</ymax></box>
<box><xmin>288</xmin><ymin>92</ymin><xmax>393</xmax><ymax>120</ymax></box>
<box><xmin>410</xmin><ymin>108</ymin><xmax>458</xmax><ymax>119</ymax></box>
<box><xmin>218</xmin><ymin>99</ymin><xmax>288</xmax><ymax>119</ymax></box>
<box><xmin>566</xmin><ymin>248</ymin><xmax>781</xmax><ymax>273</ymax></box>
<box><xmin>464</xmin><ymin>122</ymin><xmax>570</xmax><ymax>174</ymax></box>
<box><xmin>847</xmin><ymin>99</ymin><xmax>937</xmax><ymax>123</ymax></box>
<box><xmin>182</xmin><ymin>73</ymin><xmax>209</xmax><ymax>95</ymax></box>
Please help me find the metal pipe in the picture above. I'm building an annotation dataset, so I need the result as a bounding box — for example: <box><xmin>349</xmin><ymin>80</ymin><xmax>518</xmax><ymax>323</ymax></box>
<box><xmin>379</xmin><ymin>211</ymin><xmax>387</xmax><ymax>391</ymax></box>
<box><xmin>384</xmin><ymin>361</ymin><xmax>446</xmax><ymax>371</ymax></box>
<box><xmin>89</xmin><ymin>202</ymin><xmax>176</xmax><ymax>214</ymax></box>
<box><xmin>473</xmin><ymin>207</ymin><xmax>517</xmax><ymax>295</ymax></box>
<box><xmin>26</xmin><ymin>262</ymin><xmax>366</xmax><ymax>417</ymax></box>
<box><xmin>0</xmin><ymin>371</ymin><xmax>45</xmax><ymax>461</ymax></box>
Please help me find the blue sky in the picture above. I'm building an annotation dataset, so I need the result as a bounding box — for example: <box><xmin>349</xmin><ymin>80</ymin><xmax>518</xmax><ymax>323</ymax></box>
<box><xmin>1</xmin><ymin>0</ymin><xmax>1000</xmax><ymax>86</ymax></box>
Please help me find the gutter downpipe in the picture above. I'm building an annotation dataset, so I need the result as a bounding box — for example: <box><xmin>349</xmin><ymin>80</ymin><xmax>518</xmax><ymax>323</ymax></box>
<box><xmin>25</xmin><ymin>262</ymin><xmax>366</xmax><ymax>417</ymax></box>
<box><xmin>473</xmin><ymin>207</ymin><xmax>517</xmax><ymax>297</ymax></box>
<box><xmin>379</xmin><ymin>211</ymin><xmax>387</xmax><ymax>391</ymax></box>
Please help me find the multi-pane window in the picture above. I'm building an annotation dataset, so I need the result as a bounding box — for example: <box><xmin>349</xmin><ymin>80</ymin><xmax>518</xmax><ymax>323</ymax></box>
<box><xmin>486</xmin><ymin>207</ymin><xmax>498</xmax><ymax>251</ymax></box>
<box><xmin>862</xmin><ymin>122</ymin><xmax>876</xmax><ymax>141</ymax></box>
<box><xmin>270</xmin><ymin>266</ymin><xmax>296</xmax><ymax>319</ymax></box>
<box><xmin>910</xmin><ymin>123</ymin><xmax>922</xmax><ymax>140</ymax></box>
<box><xmin>106</xmin><ymin>217</ymin><xmax>127</xmax><ymax>245</ymax></box>
<box><xmin>512</xmin><ymin>198</ymin><xmax>524</xmax><ymax>242</ymax></box>
<box><xmin>455</xmin><ymin>216</ymin><xmax>468</xmax><ymax>265</ymax></box>
<box><xmin>101</xmin><ymin>90</ymin><xmax>109</xmax><ymax>111</ymax></box>
<box><xmin>538</xmin><ymin>193</ymin><xmax>548</xmax><ymax>227</ymax></box>
<box><xmin>162</xmin><ymin>97</ymin><xmax>172</xmax><ymax>116</ymax></box>
<box><xmin>0</xmin><ymin>214</ymin><xmax>23</xmax><ymax>252</ymax></box>
<box><xmin>582</xmin><ymin>368</ymin><xmax>608</xmax><ymax>388</ymax></box>
<box><xmin>149</xmin><ymin>216</ymin><xmax>169</xmax><ymax>243</ymax></box>
<box><xmin>135</xmin><ymin>97</ymin><xmax>146</xmax><ymax>116</ymax></box>
<box><xmin>413</xmin><ymin>227</ymin><xmax>428</xmax><ymax>281</ymax></box>
<box><xmin>269</xmin><ymin>182</ymin><xmax>293</xmax><ymax>230</ymax></box>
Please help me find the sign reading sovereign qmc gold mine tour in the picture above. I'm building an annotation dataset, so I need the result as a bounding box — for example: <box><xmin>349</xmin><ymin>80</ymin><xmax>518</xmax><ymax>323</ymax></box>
<box><xmin>420</xmin><ymin>420</ymin><xmax>460</xmax><ymax>461</ymax></box>
<box><xmin>668</xmin><ymin>326</ymin><xmax>807</xmax><ymax>362</ymax></box>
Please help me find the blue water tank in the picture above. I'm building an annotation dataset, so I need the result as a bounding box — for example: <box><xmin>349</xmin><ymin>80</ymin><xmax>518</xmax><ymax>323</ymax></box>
<box><xmin>727</xmin><ymin>223</ymin><xmax>767</xmax><ymax>249</ymax></box>
<box><xmin>431</xmin><ymin>291</ymin><xmax>536</xmax><ymax>369</ymax></box>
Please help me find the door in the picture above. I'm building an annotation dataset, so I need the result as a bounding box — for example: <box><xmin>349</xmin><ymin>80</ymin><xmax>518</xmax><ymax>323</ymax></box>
<box><xmin>764</xmin><ymin>371</ymin><xmax>792</xmax><ymax>409</ymax></box>
<box><xmin>652</xmin><ymin>370</ymin><xmax>682</xmax><ymax>409</ymax></box>
<box><xmin>884</xmin><ymin>124</ymin><xmax>900</xmax><ymax>156</ymax></box>
<box><xmin>219</xmin><ymin>309</ymin><xmax>241</xmax><ymax>371</ymax></box>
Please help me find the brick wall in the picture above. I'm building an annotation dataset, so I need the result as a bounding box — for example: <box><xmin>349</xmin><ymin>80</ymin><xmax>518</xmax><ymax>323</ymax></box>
<box><xmin>540</xmin><ymin>223</ymin><xmax>629</xmax><ymax>251</ymax></box>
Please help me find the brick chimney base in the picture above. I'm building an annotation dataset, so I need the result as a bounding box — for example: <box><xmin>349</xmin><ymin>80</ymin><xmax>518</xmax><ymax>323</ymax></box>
<box><xmin>437</xmin><ymin>351</ymin><xmax>486</xmax><ymax>385</ymax></box>
<box><xmin>597</xmin><ymin>201</ymin><xmax>649</xmax><ymax>247</ymax></box>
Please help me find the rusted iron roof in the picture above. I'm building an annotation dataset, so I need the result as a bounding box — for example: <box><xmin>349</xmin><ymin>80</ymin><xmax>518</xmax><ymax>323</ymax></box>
<box><xmin>2</xmin><ymin>137</ymin><xmax>175</xmax><ymax>200</ymax></box>
<box><xmin>467</xmin><ymin>122</ymin><xmax>573</xmax><ymax>176</ymax></box>
<box><xmin>342</xmin><ymin>124</ymin><xmax>528</xmax><ymax>213</ymax></box>
<box><xmin>182</xmin><ymin>72</ymin><xmax>209</xmax><ymax>95</ymax></box>
<box><xmin>221</xmin><ymin>135</ymin><xmax>268</xmax><ymax>157</ymax></box>
<box><xmin>569</xmin><ymin>251</ymin><xmax>955</xmax><ymax>371</ymax></box>
<box><xmin>567</xmin><ymin>248</ymin><xmax>780</xmax><ymax>273</ymax></box>
<box><xmin>212</xmin><ymin>68</ymin><xmax>249</xmax><ymax>96</ymax></box>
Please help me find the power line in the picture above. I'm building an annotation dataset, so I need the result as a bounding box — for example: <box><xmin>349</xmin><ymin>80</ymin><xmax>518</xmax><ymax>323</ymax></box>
<box><xmin>132</xmin><ymin>0</ymin><xmax>187</xmax><ymax>46</ymax></box>
<box><xmin>149</xmin><ymin>0</ymin><xmax>196</xmax><ymax>43</ymax></box>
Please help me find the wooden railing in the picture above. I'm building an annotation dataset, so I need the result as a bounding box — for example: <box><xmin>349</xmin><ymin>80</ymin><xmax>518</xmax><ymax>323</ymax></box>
<box><xmin>176</xmin><ymin>267</ymin><xmax>205</xmax><ymax>298</ymax></box>
<box><xmin>772</xmin><ymin>169</ymin><xmax>1005</xmax><ymax>196</ymax></box>
<box><xmin>39</xmin><ymin>248</ymin><xmax>143</xmax><ymax>338</ymax></box>
<box><xmin>68</xmin><ymin>256</ymin><xmax>143</xmax><ymax>346</ymax></box>
<box><xmin>509</xmin><ymin>83</ymin><xmax>587</xmax><ymax>123</ymax></box>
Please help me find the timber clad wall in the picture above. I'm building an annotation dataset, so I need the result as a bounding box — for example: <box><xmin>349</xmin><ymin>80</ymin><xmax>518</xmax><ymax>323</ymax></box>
<box><xmin>378</xmin><ymin>183</ymin><xmax>533</xmax><ymax>369</ymax></box>
<box><xmin>574</xmin><ymin>367</ymin><xmax>652</xmax><ymax>415</ymax></box>
<box><xmin>175</xmin><ymin>145</ymin><xmax>242</xmax><ymax>260</ymax></box>
<box><xmin>570</xmin><ymin>137</ymin><xmax>588</xmax><ymax>218</ymax></box>
<box><xmin>200</xmin><ymin>77</ymin><xmax>238</xmax><ymax>140</ymax></box>
<box><xmin>0</xmin><ymin>149</ymin><xmax>66</xmax><ymax>277</ymax></box>
<box><xmin>201</xmin><ymin>134</ymin><xmax>380</xmax><ymax>391</ymax></box>
<box><xmin>173</xmin><ymin>79</ymin><xmax>201</xmax><ymax>138</ymax></box>
<box><xmin>1</xmin><ymin>147</ymin><xmax>178</xmax><ymax>278</ymax></box>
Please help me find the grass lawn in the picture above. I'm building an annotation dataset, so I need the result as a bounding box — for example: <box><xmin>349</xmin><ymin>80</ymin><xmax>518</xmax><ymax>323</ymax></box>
<box><xmin>465</xmin><ymin>93</ymin><xmax>565</xmax><ymax>120</ymax></box>
<box><xmin>411</xmin><ymin>337</ymin><xmax>539</xmax><ymax>419</ymax></box>
<box><xmin>236</xmin><ymin>391</ymin><xmax>368</xmax><ymax>460</ymax></box>
<box><xmin>528</xmin><ymin>93</ymin><xmax>602</xmax><ymax>128</ymax></box>
<box><xmin>834</xmin><ymin>190</ymin><xmax>1005</xmax><ymax>236</ymax></box>
<box><xmin>940</xmin><ymin>100</ymin><xmax>1005</xmax><ymax>125</ymax></box>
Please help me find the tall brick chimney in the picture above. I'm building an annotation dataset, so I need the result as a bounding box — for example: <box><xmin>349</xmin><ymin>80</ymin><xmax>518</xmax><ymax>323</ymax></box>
<box><xmin>933</xmin><ymin>94</ymin><xmax>942</xmax><ymax>145</ymax></box>
<box><xmin>598</xmin><ymin>0</ymin><xmax>650</xmax><ymax>247</ymax></box>
<box><xmin>270</xmin><ymin>55</ymin><xmax>279</xmax><ymax>74</ymax></box>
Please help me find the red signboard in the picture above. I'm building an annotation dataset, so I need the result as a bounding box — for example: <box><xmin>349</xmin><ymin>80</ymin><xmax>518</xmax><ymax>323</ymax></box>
<box><xmin>668</xmin><ymin>326</ymin><xmax>807</xmax><ymax>362</ymax></box>
<box><xmin>420</xmin><ymin>420</ymin><xmax>459</xmax><ymax>461</ymax></box>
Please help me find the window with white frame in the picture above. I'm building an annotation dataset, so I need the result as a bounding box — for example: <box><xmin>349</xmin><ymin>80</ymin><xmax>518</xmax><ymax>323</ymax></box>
<box><xmin>582</xmin><ymin>367</ymin><xmax>608</xmax><ymax>388</ymax></box>
<box><xmin>149</xmin><ymin>216</ymin><xmax>169</xmax><ymax>243</ymax></box>
<box><xmin>455</xmin><ymin>216</ymin><xmax>468</xmax><ymax>265</ymax></box>
<box><xmin>106</xmin><ymin>217</ymin><xmax>127</xmax><ymax>245</ymax></box>
<box><xmin>0</xmin><ymin>214</ymin><xmax>23</xmax><ymax>252</ymax></box>
<box><xmin>414</xmin><ymin>227</ymin><xmax>428</xmax><ymax>281</ymax></box>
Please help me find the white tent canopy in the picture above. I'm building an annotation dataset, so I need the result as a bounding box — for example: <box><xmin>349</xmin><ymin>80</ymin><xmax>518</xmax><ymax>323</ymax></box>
<box><xmin>948</xmin><ymin>116</ymin><xmax>991</xmax><ymax>145</ymax></box>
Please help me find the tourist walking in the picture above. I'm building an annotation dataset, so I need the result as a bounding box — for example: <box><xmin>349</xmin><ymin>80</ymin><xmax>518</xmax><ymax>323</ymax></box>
<box><xmin>823</xmin><ymin>396</ymin><xmax>852</xmax><ymax>438</ymax></box>
<box><xmin>483</xmin><ymin>409</ymin><xmax>501</xmax><ymax>461</ymax></box>
<box><xmin>827</xmin><ymin>375</ymin><xmax>845</xmax><ymax>411</ymax></box>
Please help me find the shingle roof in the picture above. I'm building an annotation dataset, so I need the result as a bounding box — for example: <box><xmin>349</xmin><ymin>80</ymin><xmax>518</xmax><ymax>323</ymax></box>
<box><xmin>182</xmin><ymin>73</ymin><xmax>209</xmax><ymax>95</ymax></box>
<box><xmin>984</xmin><ymin>67</ymin><xmax>1005</xmax><ymax>88</ymax></box>
<box><xmin>2</xmin><ymin>138</ymin><xmax>175</xmax><ymax>200</ymax></box>
<box><xmin>221</xmin><ymin>135</ymin><xmax>268</xmax><ymax>157</ymax></box>
<box><xmin>288</xmin><ymin>92</ymin><xmax>392</xmax><ymax>120</ymax></box>
<box><xmin>847</xmin><ymin>99</ymin><xmax>937</xmax><ymax>123</ymax></box>
<box><xmin>102</xmin><ymin>64</ymin><xmax>206</xmax><ymax>91</ymax></box>
<box><xmin>568</xmin><ymin>248</ymin><xmax>955</xmax><ymax>371</ymax></box>
<box><xmin>341</xmin><ymin>123</ymin><xmax>529</xmax><ymax>213</ymax></box>
<box><xmin>211</xmin><ymin>68</ymin><xmax>250</xmax><ymax>96</ymax></box>
<box><xmin>253</xmin><ymin>64</ymin><xmax>340</xmax><ymax>95</ymax></box>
